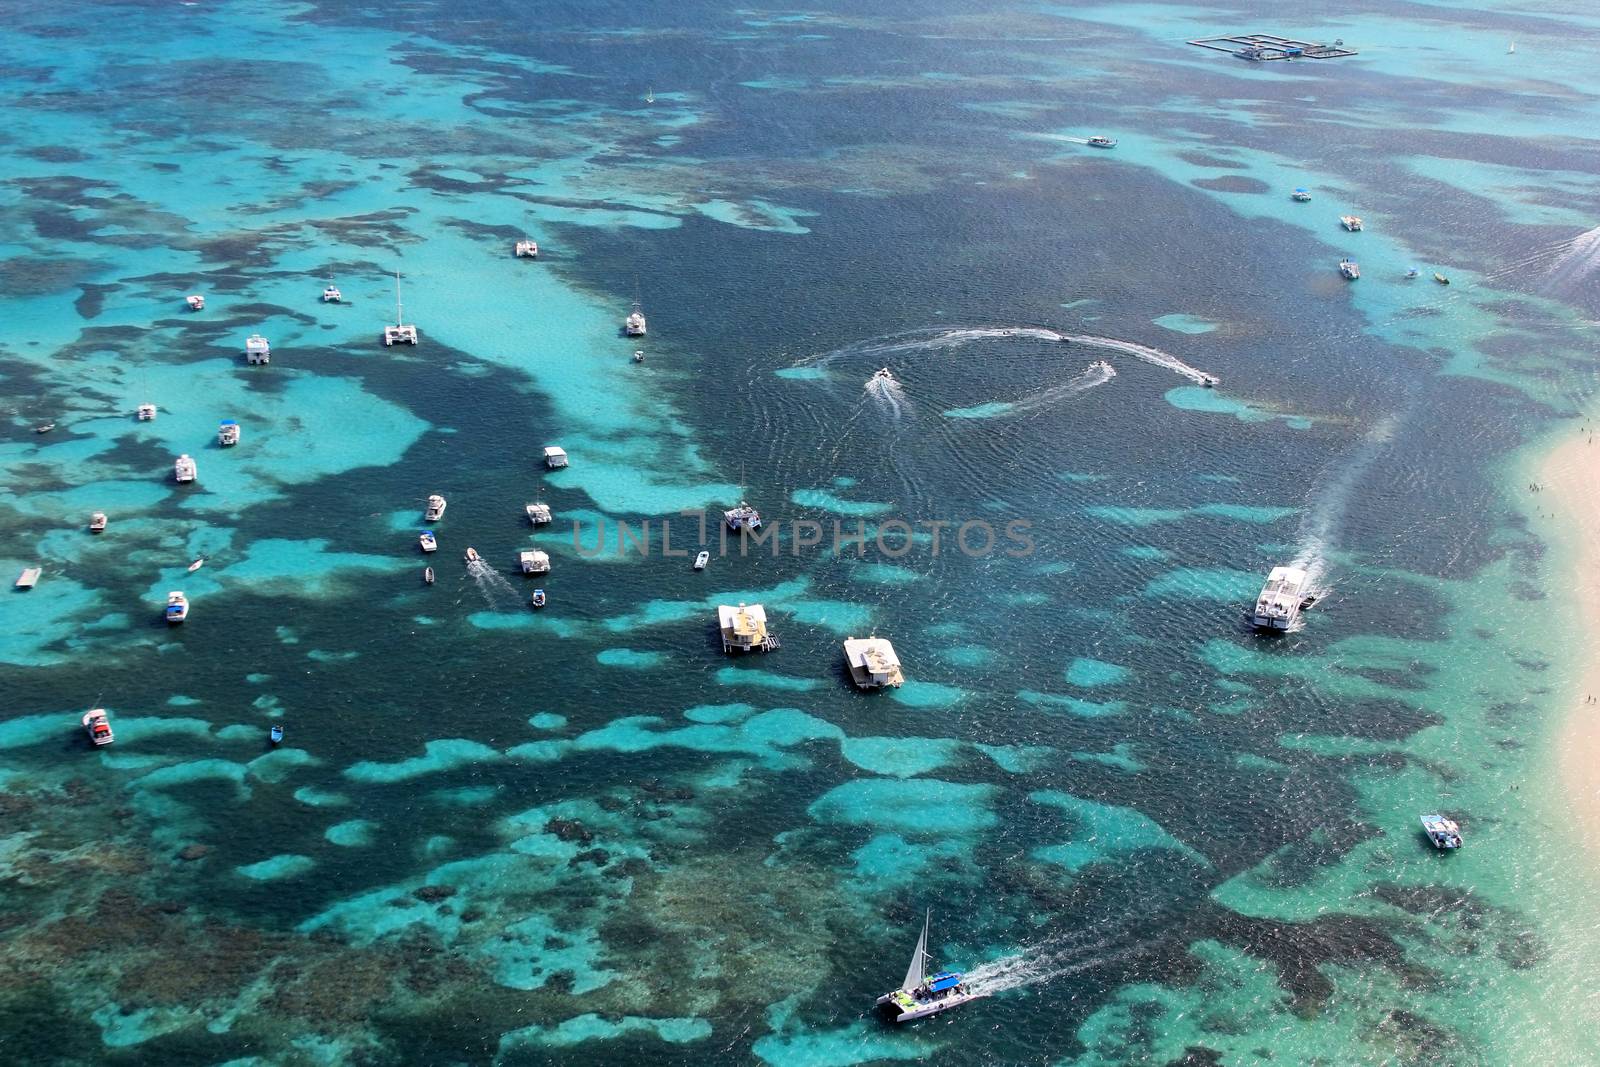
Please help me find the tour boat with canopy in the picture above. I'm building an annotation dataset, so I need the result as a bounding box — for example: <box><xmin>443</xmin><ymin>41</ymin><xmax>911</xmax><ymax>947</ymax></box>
<box><xmin>875</xmin><ymin>910</ymin><xmax>983</xmax><ymax>1023</ymax></box>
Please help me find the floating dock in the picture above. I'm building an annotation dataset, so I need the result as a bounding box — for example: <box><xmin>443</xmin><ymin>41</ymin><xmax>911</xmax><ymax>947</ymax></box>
<box><xmin>1188</xmin><ymin>34</ymin><xmax>1358</xmax><ymax>61</ymax></box>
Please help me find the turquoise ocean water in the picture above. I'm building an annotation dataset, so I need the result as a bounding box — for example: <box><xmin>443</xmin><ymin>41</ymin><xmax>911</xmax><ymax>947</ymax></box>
<box><xmin>4</xmin><ymin>0</ymin><xmax>1600</xmax><ymax>1063</ymax></box>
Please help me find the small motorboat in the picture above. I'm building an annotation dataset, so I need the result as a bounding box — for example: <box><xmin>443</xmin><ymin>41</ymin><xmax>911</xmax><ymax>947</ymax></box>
<box><xmin>1339</xmin><ymin>258</ymin><xmax>1360</xmax><ymax>280</ymax></box>
<box><xmin>165</xmin><ymin>591</ymin><xmax>190</xmax><ymax>624</ymax></box>
<box><xmin>322</xmin><ymin>285</ymin><xmax>343</xmax><ymax>303</ymax></box>
<box><xmin>270</xmin><ymin>724</ymin><xmax>284</xmax><ymax>745</ymax></box>
<box><xmin>1339</xmin><ymin>215</ymin><xmax>1363</xmax><ymax>232</ymax></box>
<box><xmin>530</xmin><ymin>588</ymin><xmax>547</xmax><ymax>609</ymax></box>
<box><xmin>1291</xmin><ymin>188</ymin><xmax>1312</xmax><ymax>202</ymax></box>
<box><xmin>1405</xmin><ymin>267</ymin><xmax>1420</xmax><ymax>279</ymax></box>
<box><xmin>1200</xmin><ymin>374</ymin><xmax>1219</xmax><ymax>388</ymax></box>
<box><xmin>16</xmin><ymin>567</ymin><xmax>42</xmax><ymax>589</ymax></box>
<box><xmin>35</xmin><ymin>422</ymin><xmax>55</xmax><ymax>434</ymax></box>
<box><xmin>464</xmin><ymin>547</ymin><xmax>480</xmax><ymax>564</ymax></box>
<box><xmin>89</xmin><ymin>511</ymin><xmax>108</xmax><ymax>533</ymax></box>
<box><xmin>186</xmin><ymin>294</ymin><xmax>205</xmax><ymax>311</ymax></box>
<box><xmin>174</xmin><ymin>454</ymin><xmax>198</xmax><ymax>483</ymax></box>
<box><xmin>137</xmin><ymin>403</ymin><xmax>157</xmax><ymax>421</ymax></box>
<box><xmin>694</xmin><ymin>550</ymin><xmax>710</xmax><ymax>571</ymax></box>
<box><xmin>424</xmin><ymin>566</ymin><xmax>435</xmax><ymax>585</ymax></box>
<box><xmin>419</xmin><ymin>531</ymin><xmax>437</xmax><ymax>553</ymax></box>
<box><xmin>187</xmin><ymin>557</ymin><xmax>205</xmax><ymax>573</ymax></box>
<box><xmin>1420</xmin><ymin>813</ymin><xmax>1462</xmax><ymax>850</ymax></box>
<box><xmin>1086</xmin><ymin>135</ymin><xmax>1117</xmax><ymax>148</ymax></box>
<box><xmin>869</xmin><ymin>367</ymin><xmax>896</xmax><ymax>387</ymax></box>
<box><xmin>633</xmin><ymin>350</ymin><xmax>645</xmax><ymax>363</ymax></box>
<box><xmin>217</xmin><ymin>420</ymin><xmax>240</xmax><ymax>447</ymax></box>
<box><xmin>83</xmin><ymin>709</ymin><xmax>114</xmax><ymax>747</ymax></box>
<box><xmin>1434</xmin><ymin>272</ymin><xmax>1450</xmax><ymax>285</ymax></box>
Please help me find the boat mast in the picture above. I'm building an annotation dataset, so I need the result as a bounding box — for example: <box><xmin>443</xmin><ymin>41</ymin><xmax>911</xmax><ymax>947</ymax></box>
<box><xmin>395</xmin><ymin>271</ymin><xmax>403</xmax><ymax>326</ymax></box>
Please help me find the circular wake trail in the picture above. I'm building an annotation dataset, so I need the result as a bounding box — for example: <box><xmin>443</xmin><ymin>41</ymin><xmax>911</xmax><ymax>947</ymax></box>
<box><xmin>1009</xmin><ymin>360</ymin><xmax>1116</xmax><ymax>415</ymax></box>
<box><xmin>1062</xmin><ymin>334</ymin><xmax>1214</xmax><ymax>385</ymax></box>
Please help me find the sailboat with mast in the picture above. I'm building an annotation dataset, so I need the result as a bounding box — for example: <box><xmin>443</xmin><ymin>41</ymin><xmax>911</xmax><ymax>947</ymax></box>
<box><xmin>874</xmin><ymin>909</ymin><xmax>983</xmax><ymax>1022</ymax></box>
<box><xmin>383</xmin><ymin>271</ymin><xmax>419</xmax><ymax>346</ymax></box>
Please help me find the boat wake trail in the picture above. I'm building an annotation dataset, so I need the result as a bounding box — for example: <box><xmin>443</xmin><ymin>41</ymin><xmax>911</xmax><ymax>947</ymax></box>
<box><xmin>1547</xmin><ymin>224</ymin><xmax>1600</xmax><ymax>292</ymax></box>
<box><xmin>1063</xmin><ymin>335</ymin><xmax>1214</xmax><ymax>385</ymax></box>
<box><xmin>864</xmin><ymin>371</ymin><xmax>907</xmax><ymax>418</ymax></box>
<box><xmin>1292</xmin><ymin>412</ymin><xmax>1401</xmax><ymax>590</ymax></box>
<box><xmin>1009</xmin><ymin>360</ymin><xmax>1116</xmax><ymax>415</ymax></box>
<box><xmin>466</xmin><ymin>559</ymin><xmax>522</xmax><ymax>610</ymax></box>
<box><xmin>793</xmin><ymin>326</ymin><xmax>1064</xmax><ymax>370</ymax></box>
<box><xmin>965</xmin><ymin>930</ymin><xmax>1142</xmax><ymax>997</ymax></box>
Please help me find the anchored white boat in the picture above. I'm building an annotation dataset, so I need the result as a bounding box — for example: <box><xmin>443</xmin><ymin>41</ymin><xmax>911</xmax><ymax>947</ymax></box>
<box><xmin>1291</xmin><ymin>187</ymin><xmax>1312</xmax><ymax>202</ymax></box>
<box><xmin>1252</xmin><ymin>565</ymin><xmax>1309</xmax><ymax>631</ymax></box>
<box><xmin>165</xmin><ymin>591</ymin><xmax>189</xmax><ymax>624</ymax></box>
<box><xmin>519</xmin><ymin>549</ymin><xmax>551</xmax><ymax>574</ymax></box>
<box><xmin>16</xmin><ymin>567</ymin><xmax>42</xmax><ymax>589</ymax></box>
<box><xmin>1340</xmin><ymin>215</ymin><xmax>1363</xmax><ymax>231</ymax></box>
<box><xmin>875</xmin><ymin>910</ymin><xmax>984</xmax><ymax>1023</ymax></box>
<box><xmin>383</xmin><ymin>272</ymin><xmax>419</xmax><ymax>345</ymax></box>
<box><xmin>137</xmin><ymin>403</ymin><xmax>157</xmax><ymax>421</ymax></box>
<box><xmin>174</xmin><ymin>454</ymin><xmax>197</xmax><ymax>483</ymax></box>
<box><xmin>543</xmin><ymin>446</ymin><xmax>569</xmax><ymax>469</ymax></box>
<box><xmin>525</xmin><ymin>502</ymin><xmax>552</xmax><ymax>524</ymax></box>
<box><xmin>424</xmin><ymin>566</ymin><xmax>435</xmax><ymax>585</ymax></box>
<box><xmin>419</xmin><ymin>531</ymin><xmax>437</xmax><ymax>553</ymax></box>
<box><xmin>322</xmin><ymin>284</ymin><xmax>343</xmax><ymax>303</ymax></box>
<box><xmin>89</xmin><ymin>511</ymin><xmax>108</xmax><ymax>533</ymax></box>
<box><xmin>1338</xmin><ymin>258</ymin><xmax>1360</xmax><ymax>280</ymax></box>
<box><xmin>218</xmin><ymin>420</ymin><xmax>240</xmax><ymax>447</ymax></box>
<box><xmin>625</xmin><ymin>302</ymin><xmax>647</xmax><ymax>337</ymax></box>
<box><xmin>1421</xmin><ymin>813</ymin><xmax>1462</xmax><ymax>849</ymax></box>
<box><xmin>514</xmin><ymin>239</ymin><xmax>539</xmax><ymax>258</ymax></box>
<box><xmin>724</xmin><ymin>501</ymin><xmax>762</xmax><ymax>532</ymax></box>
<box><xmin>245</xmin><ymin>334</ymin><xmax>271</xmax><ymax>364</ymax></box>
<box><xmin>694</xmin><ymin>550</ymin><xmax>710</xmax><ymax>571</ymax></box>
<box><xmin>83</xmin><ymin>709</ymin><xmax>114</xmax><ymax>747</ymax></box>
<box><xmin>186</xmin><ymin>294</ymin><xmax>205</xmax><ymax>311</ymax></box>
<box><xmin>633</xmin><ymin>349</ymin><xmax>645</xmax><ymax>363</ymax></box>
<box><xmin>425</xmin><ymin>494</ymin><xmax>447</xmax><ymax>521</ymax></box>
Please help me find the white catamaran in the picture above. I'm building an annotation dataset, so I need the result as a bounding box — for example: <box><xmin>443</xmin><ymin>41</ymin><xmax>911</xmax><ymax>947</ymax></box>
<box><xmin>875</xmin><ymin>910</ymin><xmax>984</xmax><ymax>1023</ymax></box>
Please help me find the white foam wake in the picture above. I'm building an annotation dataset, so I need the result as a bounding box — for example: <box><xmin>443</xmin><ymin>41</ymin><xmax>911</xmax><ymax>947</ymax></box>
<box><xmin>964</xmin><ymin>930</ymin><xmax>1141</xmax><ymax>996</ymax></box>
<box><xmin>1008</xmin><ymin>360</ymin><xmax>1116</xmax><ymax>415</ymax></box>
<box><xmin>1063</xmin><ymin>334</ymin><xmax>1214</xmax><ymax>385</ymax></box>
<box><xmin>466</xmin><ymin>558</ymin><xmax>523</xmax><ymax>609</ymax></box>
<box><xmin>1292</xmin><ymin>412</ymin><xmax>1401</xmax><ymax>591</ymax></box>
<box><xmin>1547</xmin><ymin>224</ymin><xmax>1600</xmax><ymax>290</ymax></box>
<box><xmin>864</xmin><ymin>371</ymin><xmax>907</xmax><ymax>418</ymax></box>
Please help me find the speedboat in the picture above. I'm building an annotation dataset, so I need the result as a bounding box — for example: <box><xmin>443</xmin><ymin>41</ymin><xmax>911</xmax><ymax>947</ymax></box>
<box><xmin>1086</xmin><ymin>135</ymin><xmax>1117</xmax><ymax>148</ymax></box>
<box><xmin>419</xmin><ymin>531</ymin><xmax>437</xmax><ymax>553</ymax></box>
<box><xmin>464</xmin><ymin>547</ymin><xmax>480</xmax><ymax>564</ymax></box>
<box><xmin>322</xmin><ymin>285</ymin><xmax>343</xmax><ymax>303</ymax></box>
<box><xmin>270</xmin><ymin>724</ymin><xmax>284</xmax><ymax>745</ymax></box>
<box><xmin>1405</xmin><ymin>267</ymin><xmax>1420</xmax><ymax>279</ymax></box>
<box><xmin>186</xmin><ymin>294</ymin><xmax>205</xmax><ymax>311</ymax></box>
<box><xmin>530</xmin><ymin>588</ymin><xmax>547</xmax><ymax>609</ymax></box>
<box><xmin>694</xmin><ymin>550</ymin><xmax>710</xmax><ymax>571</ymax></box>
<box><xmin>165</xmin><ymin>591</ymin><xmax>189</xmax><ymax>624</ymax></box>
<box><xmin>174</xmin><ymin>454</ymin><xmax>197</xmax><ymax>483</ymax></box>
<box><xmin>1088</xmin><ymin>360</ymin><xmax>1114</xmax><ymax>374</ymax></box>
<box><xmin>724</xmin><ymin>501</ymin><xmax>762</xmax><ymax>532</ymax></box>
<box><xmin>1420</xmin><ymin>813</ymin><xmax>1462</xmax><ymax>849</ymax></box>
<box><xmin>1291</xmin><ymin>188</ymin><xmax>1312</xmax><ymax>202</ymax></box>
<box><xmin>424</xmin><ymin>566</ymin><xmax>435</xmax><ymax>585</ymax></box>
<box><xmin>89</xmin><ymin>512</ymin><xmax>108</xmax><ymax>533</ymax></box>
<box><xmin>1434</xmin><ymin>272</ymin><xmax>1450</xmax><ymax>285</ymax></box>
<box><xmin>137</xmin><ymin>403</ymin><xmax>157</xmax><ymax>421</ymax></box>
<box><xmin>425</xmin><ymin>494</ymin><xmax>447</xmax><ymax>521</ymax></box>
<box><xmin>187</xmin><ymin>557</ymin><xmax>205</xmax><ymax>573</ymax></box>
<box><xmin>1338</xmin><ymin>258</ymin><xmax>1360</xmax><ymax>280</ymax></box>
<box><xmin>1252</xmin><ymin>566</ymin><xmax>1308</xmax><ymax>630</ymax></box>
<box><xmin>217</xmin><ymin>420</ymin><xmax>240</xmax><ymax>447</ymax></box>
<box><xmin>1340</xmin><ymin>215</ymin><xmax>1363</xmax><ymax>231</ymax></box>
<box><xmin>625</xmin><ymin>302</ymin><xmax>647</xmax><ymax>337</ymax></box>
<box><xmin>35</xmin><ymin>422</ymin><xmax>55</xmax><ymax>434</ymax></box>
<box><xmin>1200</xmin><ymin>374</ymin><xmax>1219</xmax><ymax>388</ymax></box>
<box><xmin>83</xmin><ymin>709</ymin><xmax>114</xmax><ymax>747</ymax></box>
<box><xmin>869</xmin><ymin>367</ymin><xmax>896</xmax><ymax>386</ymax></box>
<box><xmin>875</xmin><ymin>910</ymin><xmax>984</xmax><ymax>1023</ymax></box>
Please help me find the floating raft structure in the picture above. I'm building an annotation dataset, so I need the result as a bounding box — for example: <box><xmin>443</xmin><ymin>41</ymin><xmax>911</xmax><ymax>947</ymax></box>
<box><xmin>1188</xmin><ymin>34</ymin><xmax>1358</xmax><ymax>61</ymax></box>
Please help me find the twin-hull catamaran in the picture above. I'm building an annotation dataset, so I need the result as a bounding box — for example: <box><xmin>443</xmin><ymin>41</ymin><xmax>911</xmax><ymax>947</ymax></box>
<box><xmin>875</xmin><ymin>910</ymin><xmax>984</xmax><ymax>1023</ymax></box>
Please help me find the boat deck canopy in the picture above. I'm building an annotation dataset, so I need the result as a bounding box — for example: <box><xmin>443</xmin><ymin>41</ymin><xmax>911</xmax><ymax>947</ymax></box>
<box><xmin>928</xmin><ymin>973</ymin><xmax>962</xmax><ymax>992</ymax></box>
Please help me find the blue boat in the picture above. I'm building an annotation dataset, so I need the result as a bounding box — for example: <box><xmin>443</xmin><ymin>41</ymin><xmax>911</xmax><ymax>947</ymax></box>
<box><xmin>531</xmin><ymin>589</ymin><xmax>547</xmax><ymax>609</ymax></box>
<box><xmin>270</xmin><ymin>724</ymin><xmax>284</xmax><ymax>745</ymax></box>
<box><xmin>1292</xmin><ymin>187</ymin><xmax>1312</xmax><ymax>202</ymax></box>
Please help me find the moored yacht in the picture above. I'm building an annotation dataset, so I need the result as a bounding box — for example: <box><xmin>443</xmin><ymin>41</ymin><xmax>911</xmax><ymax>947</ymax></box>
<box><xmin>1340</xmin><ymin>215</ymin><xmax>1363</xmax><ymax>231</ymax></box>
<box><xmin>875</xmin><ymin>910</ymin><xmax>984</xmax><ymax>1023</ymax></box>
<box><xmin>543</xmin><ymin>446</ymin><xmax>569</xmax><ymax>469</ymax></box>
<box><xmin>525</xmin><ymin>502</ymin><xmax>553</xmax><ymax>524</ymax></box>
<box><xmin>519</xmin><ymin>549</ymin><xmax>551</xmax><ymax>574</ymax></box>
<box><xmin>419</xmin><ymin>531</ymin><xmax>437</xmax><ymax>553</ymax></box>
<box><xmin>383</xmin><ymin>272</ymin><xmax>419</xmax><ymax>345</ymax></box>
<box><xmin>322</xmin><ymin>285</ymin><xmax>343</xmax><ymax>303</ymax></box>
<box><xmin>1252</xmin><ymin>565</ymin><xmax>1308</xmax><ymax>631</ymax></box>
<box><xmin>165</xmin><ymin>591</ymin><xmax>190</xmax><ymax>624</ymax></box>
<box><xmin>1421</xmin><ymin>814</ymin><xmax>1462</xmax><ymax>849</ymax></box>
<box><xmin>186</xmin><ymin>294</ymin><xmax>205</xmax><ymax>311</ymax></box>
<box><xmin>174</xmin><ymin>454</ymin><xmax>197</xmax><ymax>483</ymax></box>
<box><xmin>1338</xmin><ymin>258</ymin><xmax>1360</xmax><ymax>280</ymax></box>
<box><xmin>218</xmin><ymin>420</ymin><xmax>240</xmax><ymax>447</ymax></box>
<box><xmin>625</xmin><ymin>302</ymin><xmax>647</xmax><ymax>337</ymax></box>
<box><xmin>83</xmin><ymin>709</ymin><xmax>114</xmax><ymax>746</ymax></box>
<box><xmin>137</xmin><ymin>403</ymin><xmax>158</xmax><ymax>421</ymax></box>
<box><xmin>724</xmin><ymin>501</ymin><xmax>762</xmax><ymax>532</ymax></box>
<box><xmin>1291</xmin><ymin>188</ymin><xmax>1312</xmax><ymax>202</ymax></box>
<box><xmin>425</xmin><ymin>494</ymin><xmax>447</xmax><ymax>521</ymax></box>
<box><xmin>514</xmin><ymin>239</ymin><xmax>539</xmax><ymax>258</ymax></box>
<box><xmin>89</xmin><ymin>511</ymin><xmax>108</xmax><ymax>533</ymax></box>
<box><xmin>245</xmin><ymin>333</ymin><xmax>271</xmax><ymax>364</ymax></box>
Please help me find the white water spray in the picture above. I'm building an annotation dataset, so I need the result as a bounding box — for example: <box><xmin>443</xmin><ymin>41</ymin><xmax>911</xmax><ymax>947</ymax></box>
<box><xmin>466</xmin><ymin>558</ymin><xmax>522</xmax><ymax>610</ymax></box>
<box><xmin>1006</xmin><ymin>360</ymin><xmax>1117</xmax><ymax>415</ymax></box>
<box><xmin>963</xmin><ymin>930</ymin><xmax>1143</xmax><ymax>997</ymax></box>
<box><xmin>1291</xmin><ymin>412</ymin><xmax>1401</xmax><ymax>592</ymax></box>
<box><xmin>1547</xmin><ymin>224</ymin><xmax>1600</xmax><ymax>290</ymax></box>
<box><xmin>1062</xmin><ymin>334</ymin><xmax>1214</xmax><ymax>385</ymax></box>
<box><xmin>864</xmin><ymin>369</ymin><xmax>907</xmax><ymax>418</ymax></box>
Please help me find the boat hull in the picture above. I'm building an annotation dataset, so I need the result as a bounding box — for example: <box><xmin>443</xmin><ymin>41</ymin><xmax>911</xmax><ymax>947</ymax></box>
<box><xmin>876</xmin><ymin>989</ymin><xmax>986</xmax><ymax>1022</ymax></box>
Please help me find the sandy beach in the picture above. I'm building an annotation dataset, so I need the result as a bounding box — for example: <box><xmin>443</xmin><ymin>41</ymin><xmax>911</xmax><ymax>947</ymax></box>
<box><xmin>1543</xmin><ymin>428</ymin><xmax>1600</xmax><ymax>849</ymax></box>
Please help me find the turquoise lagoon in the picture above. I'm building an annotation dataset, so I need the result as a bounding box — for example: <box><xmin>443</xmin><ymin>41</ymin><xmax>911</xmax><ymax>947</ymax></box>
<box><xmin>3</xmin><ymin>0</ymin><xmax>1600</xmax><ymax>1064</ymax></box>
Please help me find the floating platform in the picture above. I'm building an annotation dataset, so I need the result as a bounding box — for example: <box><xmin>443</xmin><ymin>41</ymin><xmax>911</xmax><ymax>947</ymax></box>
<box><xmin>1188</xmin><ymin>34</ymin><xmax>1358</xmax><ymax>61</ymax></box>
